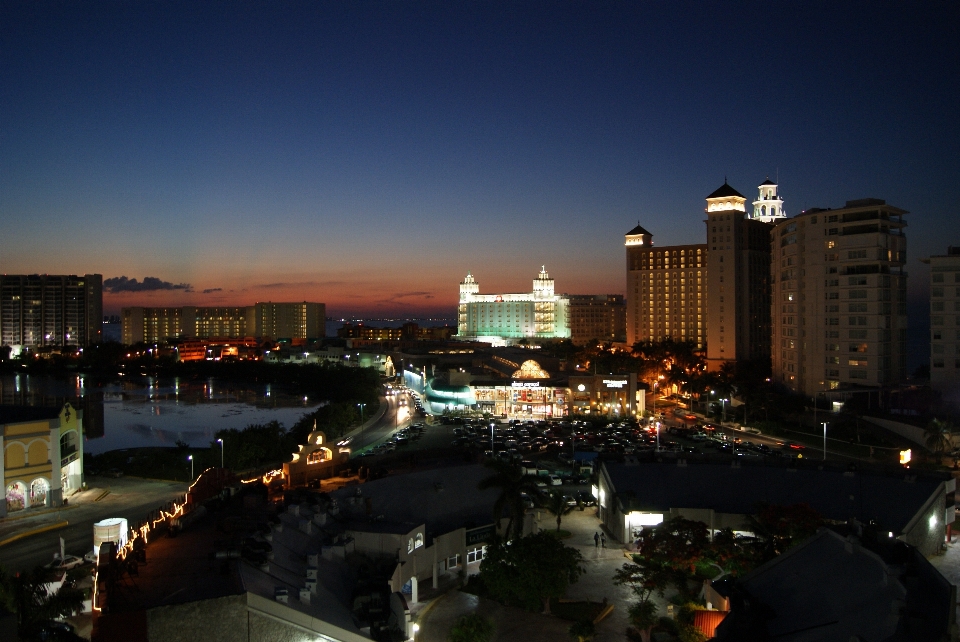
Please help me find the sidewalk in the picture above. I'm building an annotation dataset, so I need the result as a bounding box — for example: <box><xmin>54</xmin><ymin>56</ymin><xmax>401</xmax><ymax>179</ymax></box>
<box><xmin>415</xmin><ymin>507</ymin><xmax>660</xmax><ymax>642</ymax></box>
<box><xmin>0</xmin><ymin>485</ymin><xmax>105</xmax><ymax>546</ymax></box>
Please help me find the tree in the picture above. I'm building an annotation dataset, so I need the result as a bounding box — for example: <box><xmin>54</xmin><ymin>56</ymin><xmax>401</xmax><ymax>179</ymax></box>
<box><xmin>477</xmin><ymin>461</ymin><xmax>542</xmax><ymax>540</ymax></box>
<box><xmin>925</xmin><ymin>418</ymin><xmax>955</xmax><ymax>459</ymax></box>
<box><xmin>614</xmin><ymin>555</ymin><xmax>670</xmax><ymax>642</ymax></box>
<box><xmin>479</xmin><ymin>531</ymin><xmax>584</xmax><ymax>614</ymax></box>
<box><xmin>448</xmin><ymin>613</ymin><xmax>494</xmax><ymax>642</ymax></box>
<box><xmin>633</xmin><ymin>517</ymin><xmax>710</xmax><ymax>600</ymax></box>
<box><xmin>11</xmin><ymin>565</ymin><xmax>84</xmax><ymax>631</ymax></box>
<box><xmin>744</xmin><ymin>502</ymin><xmax>821</xmax><ymax>562</ymax></box>
<box><xmin>708</xmin><ymin>528</ymin><xmax>757</xmax><ymax>578</ymax></box>
<box><xmin>544</xmin><ymin>490</ymin><xmax>574</xmax><ymax>532</ymax></box>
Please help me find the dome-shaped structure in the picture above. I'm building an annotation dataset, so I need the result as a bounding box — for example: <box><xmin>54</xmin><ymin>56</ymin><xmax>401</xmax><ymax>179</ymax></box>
<box><xmin>512</xmin><ymin>360</ymin><xmax>549</xmax><ymax>379</ymax></box>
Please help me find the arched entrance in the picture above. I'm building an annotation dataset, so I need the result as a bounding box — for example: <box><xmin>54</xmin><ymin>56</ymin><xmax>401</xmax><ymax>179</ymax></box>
<box><xmin>5</xmin><ymin>481</ymin><xmax>27</xmax><ymax>512</ymax></box>
<box><xmin>30</xmin><ymin>478</ymin><xmax>50</xmax><ymax>508</ymax></box>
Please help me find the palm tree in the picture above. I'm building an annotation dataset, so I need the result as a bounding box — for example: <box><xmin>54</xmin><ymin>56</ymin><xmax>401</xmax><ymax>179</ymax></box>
<box><xmin>925</xmin><ymin>418</ymin><xmax>955</xmax><ymax>459</ymax></box>
<box><xmin>477</xmin><ymin>461</ymin><xmax>542</xmax><ymax>540</ymax></box>
<box><xmin>544</xmin><ymin>490</ymin><xmax>574</xmax><ymax>532</ymax></box>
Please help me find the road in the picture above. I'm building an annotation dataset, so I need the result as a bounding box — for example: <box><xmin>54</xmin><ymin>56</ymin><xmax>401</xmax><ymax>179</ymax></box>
<box><xmin>653</xmin><ymin>399</ymin><xmax>860</xmax><ymax>462</ymax></box>
<box><xmin>0</xmin><ymin>476</ymin><xmax>186</xmax><ymax>574</ymax></box>
<box><xmin>345</xmin><ymin>391</ymin><xmax>420</xmax><ymax>453</ymax></box>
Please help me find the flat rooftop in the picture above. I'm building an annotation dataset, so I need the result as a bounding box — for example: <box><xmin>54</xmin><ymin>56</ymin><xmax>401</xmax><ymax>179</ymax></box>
<box><xmin>604</xmin><ymin>460</ymin><xmax>949</xmax><ymax>533</ymax></box>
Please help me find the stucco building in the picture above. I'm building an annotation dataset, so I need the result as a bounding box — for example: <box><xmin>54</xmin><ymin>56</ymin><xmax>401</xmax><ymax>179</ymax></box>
<box><xmin>2</xmin><ymin>403</ymin><xmax>83</xmax><ymax>517</ymax></box>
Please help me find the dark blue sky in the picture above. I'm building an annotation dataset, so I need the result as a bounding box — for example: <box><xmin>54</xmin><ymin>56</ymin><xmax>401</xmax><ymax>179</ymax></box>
<box><xmin>2</xmin><ymin>1</ymin><xmax>958</xmax><ymax>319</ymax></box>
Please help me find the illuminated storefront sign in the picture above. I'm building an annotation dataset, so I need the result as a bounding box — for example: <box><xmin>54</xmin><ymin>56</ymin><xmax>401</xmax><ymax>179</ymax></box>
<box><xmin>511</xmin><ymin>381</ymin><xmax>541</xmax><ymax>388</ymax></box>
<box><xmin>603</xmin><ymin>379</ymin><xmax>628</xmax><ymax>388</ymax></box>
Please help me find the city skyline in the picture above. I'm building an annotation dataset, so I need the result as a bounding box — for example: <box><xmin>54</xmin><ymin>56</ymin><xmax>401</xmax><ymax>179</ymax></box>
<box><xmin>2</xmin><ymin>2</ymin><xmax>958</xmax><ymax>318</ymax></box>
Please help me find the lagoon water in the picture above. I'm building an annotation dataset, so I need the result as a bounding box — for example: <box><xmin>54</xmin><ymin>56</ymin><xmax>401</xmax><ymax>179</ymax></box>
<box><xmin>0</xmin><ymin>374</ymin><xmax>320</xmax><ymax>455</ymax></box>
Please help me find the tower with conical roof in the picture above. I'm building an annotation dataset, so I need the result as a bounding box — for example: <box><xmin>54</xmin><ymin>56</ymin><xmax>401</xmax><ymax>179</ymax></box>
<box><xmin>751</xmin><ymin>178</ymin><xmax>787</xmax><ymax>223</ymax></box>
<box><xmin>704</xmin><ymin>181</ymin><xmax>772</xmax><ymax>370</ymax></box>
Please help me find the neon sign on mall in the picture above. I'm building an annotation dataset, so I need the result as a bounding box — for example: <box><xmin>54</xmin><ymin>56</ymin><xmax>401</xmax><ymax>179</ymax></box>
<box><xmin>603</xmin><ymin>379</ymin><xmax>628</xmax><ymax>388</ymax></box>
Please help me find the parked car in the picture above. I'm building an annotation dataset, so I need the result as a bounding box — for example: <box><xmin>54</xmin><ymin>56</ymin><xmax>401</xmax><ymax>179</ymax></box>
<box><xmin>547</xmin><ymin>474</ymin><xmax>562</xmax><ymax>486</ymax></box>
<box><xmin>45</xmin><ymin>554</ymin><xmax>85</xmax><ymax>571</ymax></box>
<box><xmin>576</xmin><ymin>491</ymin><xmax>597</xmax><ymax>506</ymax></box>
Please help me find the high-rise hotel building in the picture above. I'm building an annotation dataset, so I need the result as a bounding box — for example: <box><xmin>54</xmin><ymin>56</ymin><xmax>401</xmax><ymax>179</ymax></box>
<box><xmin>771</xmin><ymin>199</ymin><xmax>907</xmax><ymax>394</ymax></box>
<box><xmin>625</xmin><ymin>225</ymin><xmax>707</xmax><ymax>349</ymax></box>
<box><xmin>122</xmin><ymin>302</ymin><xmax>325</xmax><ymax>344</ymax></box>
<box><xmin>0</xmin><ymin>274</ymin><xmax>103</xmax><ymax>350</ymax></box>
<box><xmin>704</xmin><ymin>182</ymin><xmax>774</xmax><ymax>368</ymax></box>
<box><xmin>625</xmin><ymin>180</ymin><xmax>777</xmax><ymax>355</ymax></box>
<box><xmin>457</xmin><ymin>268</ymin><xmax>570</xmax><ymax>343</ymax></box>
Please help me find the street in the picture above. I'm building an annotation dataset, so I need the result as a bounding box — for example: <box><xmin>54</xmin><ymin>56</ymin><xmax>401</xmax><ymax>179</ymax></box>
<box><xmin>0</xmin><ymin>476</ymin><xmax>187</xmax><ymax>573</ymax></box>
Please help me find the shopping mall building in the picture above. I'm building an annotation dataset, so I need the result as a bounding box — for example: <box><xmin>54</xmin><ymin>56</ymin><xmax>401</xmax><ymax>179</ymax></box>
<box><xmin>404</xmin><ymin>359</ymin><xmax>643</xmax><ymax>419</ymax></box>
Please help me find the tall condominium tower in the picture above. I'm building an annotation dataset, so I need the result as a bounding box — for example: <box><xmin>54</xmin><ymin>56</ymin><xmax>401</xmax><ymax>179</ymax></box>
<box><xmin>704</xmin><ymin>183</ymin><xmax>774</xmax><ymax>369</ymax></box>
<box><xmin>0</xmin><ymin>274</ymin><xmax>103</xmax><ymax>349</ymax></box>
<box><xmin>624</xmin><ymin>224</ymin><xmax>707</xmax><ymax>349</ymax></box>
<box><xmin>771</xmin><ymin>199</ymin><xmax>907</xmax><ymax>394</ymax></box>
<box><xmin>922</xmin><ymin>246</ymin><xmax>960</xmax><ymax>402</ymax></box>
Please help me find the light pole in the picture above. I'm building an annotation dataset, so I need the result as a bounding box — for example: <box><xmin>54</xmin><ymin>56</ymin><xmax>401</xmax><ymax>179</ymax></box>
<box><xmin>652</xmin><ymin>381</ymin><xmax>658</xmax><ymax>420</ymax></box>
<box><xmin>188</xmin><ymin>455</ymin><xmax>194</xmax><ymax>481</ymax></box>
<box><xmin>823</xmin><ymin>422</ymin><xmax>828</xmax><ymax>461</ymax></box>
<box><xmin>357</xmin><ymin>403</ymin><xmax>367</xmax><ymax>439</ymax></box>
<box><xmin>217</xmin><ymin>438</ymin><xmax>224</xmax><ymax>469</ymax></box>
<box><xmin>490</xmin><ymin>423</ymin><xmax>495</xmax><ymax>455</ymax></box>
<box><xmin>721</xmin><ymin>399</ymin><xmax>728</xmax><ymax>425</ymax></box>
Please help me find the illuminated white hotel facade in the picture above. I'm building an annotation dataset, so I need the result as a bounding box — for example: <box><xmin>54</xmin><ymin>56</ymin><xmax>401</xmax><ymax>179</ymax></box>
<box><xmin>457</xmin><ymin>268</ymin><xmax>570</xmax><ymax>344</ymax></box>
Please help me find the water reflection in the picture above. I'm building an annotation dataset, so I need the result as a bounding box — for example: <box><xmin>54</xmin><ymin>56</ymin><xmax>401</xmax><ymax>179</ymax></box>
<box><xmin>0</xmin><ymin>375</ymin><xmax>319</xmax><ymax>455</ymax></box>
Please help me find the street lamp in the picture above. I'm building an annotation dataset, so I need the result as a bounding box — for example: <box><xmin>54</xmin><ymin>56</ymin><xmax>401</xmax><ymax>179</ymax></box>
<box><xmin>721</xmin><ymin>399</ymin><xmax>728</xmax><ymax>424</ymax></box>
<box><xmin>357</xmin><ymin>403</ymin><xmax>367</xmax><ymax>439</ymax></box>
<box><xmin>188</xmin><ymin>454</ymin><xmax>194</xmax><ymax>481</ymax></box>
<box><xmin>217</xmin><ymin>438</ymin><xmax>224</xmax><ymax>469</ymax></box>
<box><xmin>652</xmin><ymin>381</ymin><xmax>658</xmax><ymax>420</ymax></box>
<box><xmin>823</xmin><ymin>422</ymin><xmax>828</xmax><ymax>461</ymax></box>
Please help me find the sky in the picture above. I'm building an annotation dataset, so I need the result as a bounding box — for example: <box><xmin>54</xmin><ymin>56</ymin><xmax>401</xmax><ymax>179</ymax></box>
<box><xmin>2</xmin><ymin>1</ymin><xmax>959</xmax><ymax>320</ymax></box>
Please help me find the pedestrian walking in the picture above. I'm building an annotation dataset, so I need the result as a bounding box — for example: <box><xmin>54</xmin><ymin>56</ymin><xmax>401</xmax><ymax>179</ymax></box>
<box><xmin>600</xmin><ymin>532</ymin><xmax>606</xmax><ymax>548</ymax></box>
<box><xmin>594</xmin><ymin>532</ymin><xmax>600</xmax><ymax>548</ymax></box>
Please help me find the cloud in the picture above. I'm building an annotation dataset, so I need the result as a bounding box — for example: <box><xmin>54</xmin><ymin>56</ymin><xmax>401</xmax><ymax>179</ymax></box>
<box><xmin>376</xmin><ymin>291</ymin><xmax>435</xmax><ymax>305</ymax></box>
<box><xmin>202</xmin><ymin>288</ymin><xmax>223</xmax><ymax>294</ymax></box>
<box><xmin>253</xmin><ymin>281</ymin><xmax>346</xmax><ymax>289</ymax></box>
<box><xmin>103</xmin><ymin>276</ymin><xmax>192</xmax><ymax>293</ymax></box>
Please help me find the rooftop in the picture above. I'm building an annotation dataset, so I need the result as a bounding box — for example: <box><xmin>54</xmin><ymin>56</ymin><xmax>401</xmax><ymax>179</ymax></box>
<box><xmin>330</xmin><ymin>464</ymin><xmax>501</xmax><ymax>540</ymax></box>
<box><xmin>604</xmin><ymin>460</ymin><xmax>948</xmax><ymax>534</ymax></box>
<box><xmin>706</xmin><ymin>182</ymin><xmax>745</xmax><ymax>200</ymax></box>
<box><xmin>625</xmin><ymin>223</ymin><xmax>652</xmax><ymax>236</ymax></box>
<box><xmin>715</xmin><ymin>528</ymin><xmax>954</xmax><ymax>642</ymax></box>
